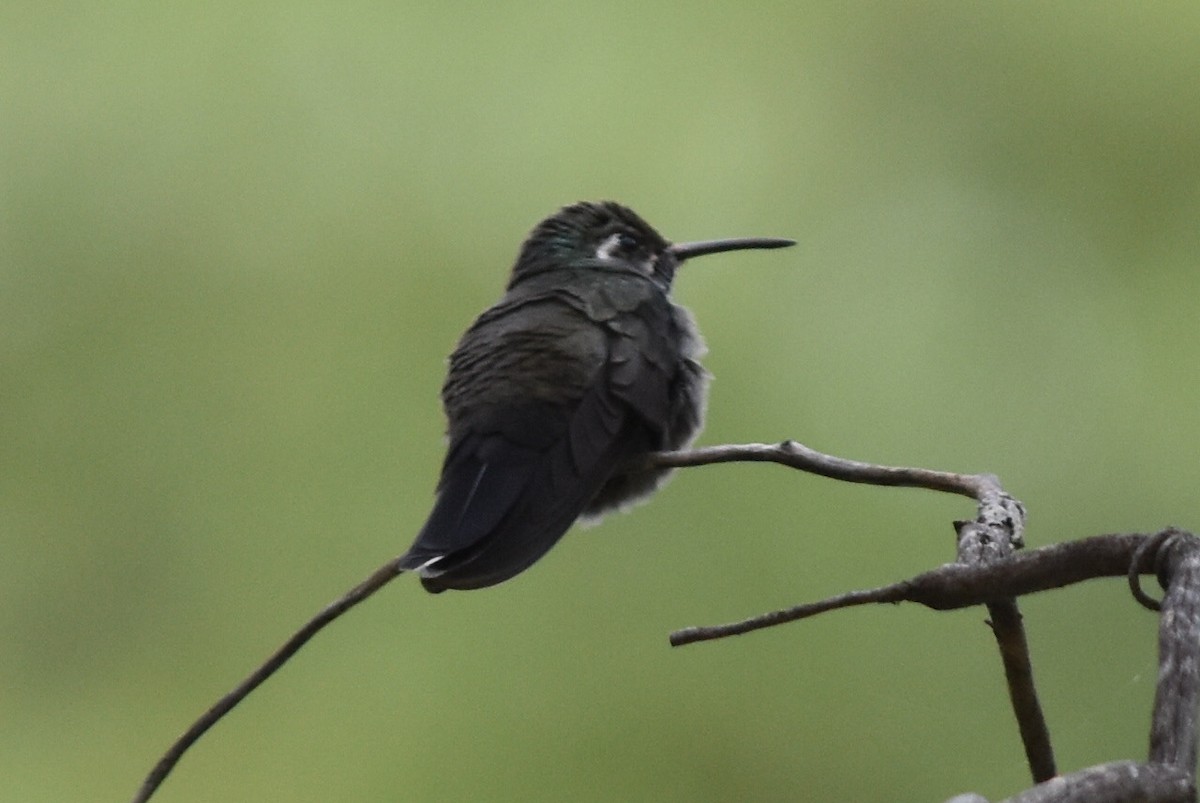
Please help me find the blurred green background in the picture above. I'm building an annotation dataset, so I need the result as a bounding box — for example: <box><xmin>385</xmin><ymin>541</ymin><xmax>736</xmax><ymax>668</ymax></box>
<box><xmin>4</xmin><ymin>3</ymin><xmax>1199</xmax><ymax>801</ymax></box>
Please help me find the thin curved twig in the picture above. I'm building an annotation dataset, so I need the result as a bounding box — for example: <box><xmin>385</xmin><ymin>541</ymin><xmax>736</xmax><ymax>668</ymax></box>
<box><xmin>651</xmin><ymin>439</ymin><xmax>1002</xmax><ymax>500</ymax></box>
<box><xmin>1129</xmin><ymin>528</ymin><xmax>1176</xmax><ymax>612</ymax></box>
<box><xmin>131</xmin><ymin>558</ymin><xmax>407</xmax><ymax>803</ymax></box>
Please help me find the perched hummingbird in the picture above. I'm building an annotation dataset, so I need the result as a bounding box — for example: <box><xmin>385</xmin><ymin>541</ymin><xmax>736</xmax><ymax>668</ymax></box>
<box><xmin>399</xmin><ymin>202</ymin><xmax>794</xmax><ymax>592</ymax></box>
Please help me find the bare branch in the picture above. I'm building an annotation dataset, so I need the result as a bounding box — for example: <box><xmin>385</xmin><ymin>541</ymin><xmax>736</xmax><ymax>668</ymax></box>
<box><xmin>652</xmin><ymin>439</ymin><xmax>1007</xmax><ymax>502</ymax></box>
<box><xmin>1147</xmin><ymin>529</ymin><xmax>1200</xmax><ymax>773</ymax></box>
<box><xmin>986</xmin><ymin>599</ymin><xmax>1055</xmax><ymax>783</ymax></box>
<box><xmin>132</xmin><ymin>558</ymin><xmax>407</xmax><ymax>803</ymax></box>
<box><xmin>669</xmin><ymin>535</ymin><xmax>1152</xmax><ymax>646</ymax></box>
<box><xmin>669</xmin><ymin>582</ymin><xmax>910</xmax><ymax>646</ymax></box>
<box><xmin>967</xmin><ymin>760</ymin><xmax>1193</xmax><ymax>803</ymax></box>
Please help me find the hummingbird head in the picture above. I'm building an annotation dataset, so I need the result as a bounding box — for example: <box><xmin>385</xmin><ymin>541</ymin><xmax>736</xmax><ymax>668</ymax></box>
<box><xmin>508</xmin><ymin>201</ymin><xmax>794</xmax><ymax>291</ymax></box>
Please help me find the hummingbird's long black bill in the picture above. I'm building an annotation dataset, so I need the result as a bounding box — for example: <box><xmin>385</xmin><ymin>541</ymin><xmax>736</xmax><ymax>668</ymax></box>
<box><xmin>669</xmin><ymin>237</ymin><xmax>796</xmax><ymax>261</ymax></box>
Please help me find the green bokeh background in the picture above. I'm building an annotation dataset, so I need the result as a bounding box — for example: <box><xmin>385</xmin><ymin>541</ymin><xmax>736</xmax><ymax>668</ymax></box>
<box><xmin>5</xmin><ymin>3</ymin><xmax>1199</xmax><ymax>801</ymax></box>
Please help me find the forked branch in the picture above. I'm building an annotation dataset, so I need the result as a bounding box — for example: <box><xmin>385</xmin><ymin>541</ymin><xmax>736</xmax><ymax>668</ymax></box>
<box><xmin>653</xmin><ymin>440</ymin><xmax>1050</xmax><ymax>780</ymax></box>
<box><xmin>655</xmin><ymin>442</ymin><xmax>1200</xmax><ymax>802</ymax></box>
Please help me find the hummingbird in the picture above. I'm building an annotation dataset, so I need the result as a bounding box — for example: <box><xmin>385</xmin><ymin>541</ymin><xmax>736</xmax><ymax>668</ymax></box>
<box><xmin>399</xmin><ymin>201</ymin><xmax>794</xmax><ymax>592</ymax></box>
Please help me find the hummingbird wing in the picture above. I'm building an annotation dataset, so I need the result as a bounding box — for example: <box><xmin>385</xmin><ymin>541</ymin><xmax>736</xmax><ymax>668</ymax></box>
<box><xmin>399</xmin><ymin>289</ymin><xmax>673</xmax><ymax>592</ymax></box>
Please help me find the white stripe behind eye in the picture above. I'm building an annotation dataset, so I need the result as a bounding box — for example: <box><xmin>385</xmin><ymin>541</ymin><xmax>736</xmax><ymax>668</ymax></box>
<box><xmin>594</xmin><ymin>233</ymin><xmax>623</xmax><ymax>261</ymax></box>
